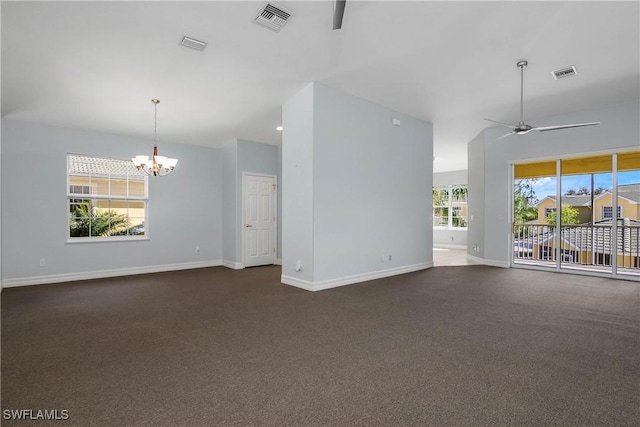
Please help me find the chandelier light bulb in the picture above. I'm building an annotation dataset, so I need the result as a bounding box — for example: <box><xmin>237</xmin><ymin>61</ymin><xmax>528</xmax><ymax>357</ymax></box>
<box><xmin>131</xmin><ymin>99</ymin><xmax>179</xmax><ymax>177</ymax></box>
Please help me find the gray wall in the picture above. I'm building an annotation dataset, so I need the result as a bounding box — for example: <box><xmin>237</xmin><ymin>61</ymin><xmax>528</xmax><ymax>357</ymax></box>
<box><xmin>277</xmin><ymin>145</ymin><xmax>282</xmax><ymax>260</ymax></box>
<box><xmin>282</xmin><ymin>83</ymin><xmax>316</xmax><ymax>282</ymax></box>
<box><xmin>433</xmin><ymin>169</ymin><xmax>468</xmax><ymax>248</ymax></box>
<box><xmin>1</xmin><ymin>119</ymin><xmax>222</xmax><ymax>284</ymax></box>
<box><xmin>466</xmin><ymin>132</ymin><xmax>485</xmax><ymax>259</ymax></box>
<box><xmin>282</xmin><ymin>82</ymin><xmax>433</xmax><ymax>287</ymax></box>
<box><xmin>221</xmin><ymin>138</ymin><xmax>280</xmax><ymax>265</ymax></box>
<box><xmin>433</xmin><ymin>228</ymin><xmax>468</xmax><ymax>248</ymax></box>
<box><xmin>433</xmin><ymin>169</ymin><xmax>467</xmax><ymax>187</ymax></box>
<box><xmin>468</xmin><ymin>101</ymin><xmax>640</xmax><ymax>266</ymax></box>
<box><xmin>221</xmin><ymin>140</ymin><xmax>237</xmax><ymax>263</ymax></box>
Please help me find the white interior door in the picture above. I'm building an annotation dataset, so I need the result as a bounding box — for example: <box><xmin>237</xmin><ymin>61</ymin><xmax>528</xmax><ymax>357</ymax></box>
<box><xmin>243</xmin><ymin>174</ymin><xmax>276</xmax><ymax>267</ymax></box>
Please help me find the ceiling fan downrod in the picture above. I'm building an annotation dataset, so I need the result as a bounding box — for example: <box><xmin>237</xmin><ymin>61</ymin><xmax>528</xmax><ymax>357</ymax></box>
<box><xmin>517</xmin><ymin>60</ymin><xmax>527</xmax><ymax>126</ymax></box>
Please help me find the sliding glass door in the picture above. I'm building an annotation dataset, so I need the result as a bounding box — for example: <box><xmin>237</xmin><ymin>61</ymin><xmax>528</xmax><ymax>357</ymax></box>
<box><xmin>513</xmin><ymin>151</ymin><xmax>640</xmax><ymax>279</ymax></box>
<box><xmin>616</xmin><ymin>153</ymin><xmax>640</xmax><ymax>277</ymax></box>
<box><xmin>513</xmin><ymin>161</ymin><xmax>557</xmax><ymax>268</ymax></box>
<box><xmin>559</xmin><ymin>155</ymin><xmax>612</xmax><ymax>273</ymax></box>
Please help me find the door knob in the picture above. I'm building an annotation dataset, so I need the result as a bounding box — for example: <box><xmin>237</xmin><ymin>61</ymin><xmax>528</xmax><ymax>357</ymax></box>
<box><xmin>245</xmin><ymin>224</ymin><xmax>253</xmax><ymax>228</ymax></box>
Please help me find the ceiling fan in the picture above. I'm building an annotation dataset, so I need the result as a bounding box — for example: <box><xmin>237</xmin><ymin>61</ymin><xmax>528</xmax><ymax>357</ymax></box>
<box><xmin>485</xmin><ymin>60</ymin><xmax>600</xmax><ymax>140</ymax></box>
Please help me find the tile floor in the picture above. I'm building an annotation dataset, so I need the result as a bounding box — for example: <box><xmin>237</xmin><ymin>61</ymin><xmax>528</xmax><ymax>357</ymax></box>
<box><xmin>433</xmin><ymin>247</ymin><xmax>478</xmax><ymax>266</ymax></box>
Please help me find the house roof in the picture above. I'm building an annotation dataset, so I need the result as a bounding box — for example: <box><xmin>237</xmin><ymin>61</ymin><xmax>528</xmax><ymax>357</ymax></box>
<box><xmin>68</xmin><ymin>154</ymin><xmax>146</xmax><ymax>179</ymax></box>
<box><xmin>611</xmin><ymin>183</ymin><xmax>640</xmax><ymax>204</ymax></box>
<box><xmin>540</xmin><ymin>184</ymin><xmax>640</xmax><ymax>207</ymax></box>
<box><xmin>544</xmin><ymin>195</ymin><xmax>593</xmax><ymax>207</ymax></box>
<box><xmin>588</xmin><ymin>183</ymin><xmax>640</xmax><ymax>204</ymax></box>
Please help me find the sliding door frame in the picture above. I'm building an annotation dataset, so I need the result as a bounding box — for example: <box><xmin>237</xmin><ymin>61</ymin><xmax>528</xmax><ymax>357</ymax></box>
<box><xmin>509</xmin><ymin>148</ymin><xmax>638</xmax><ymax>280</ymax></box>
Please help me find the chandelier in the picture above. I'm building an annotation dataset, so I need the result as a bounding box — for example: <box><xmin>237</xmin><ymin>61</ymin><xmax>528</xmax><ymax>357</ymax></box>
<box><xmin>132</xmin><ymin>99</ymin><xmax>178</xmax><ymax>177</ymax></box>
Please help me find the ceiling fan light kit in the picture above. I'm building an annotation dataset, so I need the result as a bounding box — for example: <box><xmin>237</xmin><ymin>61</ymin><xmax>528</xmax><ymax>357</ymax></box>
<box><xmin>485</xmin><ymin>59</ymin><xmax>600</xmax><ymax>140</ymax></box>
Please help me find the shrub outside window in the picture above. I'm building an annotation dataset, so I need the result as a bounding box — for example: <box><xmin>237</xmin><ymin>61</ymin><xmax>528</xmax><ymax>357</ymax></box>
<box><xmin>67</xmin><ymin>154</ymin><xmax>148</xmax><ymax>240</ymax></box>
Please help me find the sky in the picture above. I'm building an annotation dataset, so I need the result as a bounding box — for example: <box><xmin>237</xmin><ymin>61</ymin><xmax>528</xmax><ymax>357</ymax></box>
<box><xmin>525</xmin><ymin>170</ymin><xmax>640</xmax><ymax>200</ymax></box>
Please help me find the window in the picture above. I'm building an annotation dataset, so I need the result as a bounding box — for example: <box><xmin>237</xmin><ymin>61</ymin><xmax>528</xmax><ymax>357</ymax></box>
<box><xmin>544</xmin><ymin>207</ymin><xmax>556</xmax><ymax>218</ymax></box>
<box><xmin>67</xmin><ymin>154</ymin><xmax>148</xmax><ymax>240</ymax></box>
<box><xmin>601</xmin><ymin>205</ymin><xmax>622</xmax><ymax>219</ymax></box>
<box><xmin>69</xmin><ymin>185</ymin><xmax>91</xmax><ymax>213</ymax></box>
<box><xmin>433</xmin><ymin>185</ymin><xmax>467</xmax><ymax>228</ymax></box>
<box><xmin>432</xmin><ymin>186</ymin><xmax>449</xmax><ymax>227</ymax></box>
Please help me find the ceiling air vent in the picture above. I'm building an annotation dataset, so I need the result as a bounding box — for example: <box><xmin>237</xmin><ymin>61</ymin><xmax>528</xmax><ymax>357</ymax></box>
<box><xmin>254</xmin><ymin>2</ymin><xmax>293</xmax><ymax>32</ymax></box>
<box><xmin>180</xmin><ymin>36</ymin><xmax>207</xmax><ymax>51</ymax></box>
<box><xmin>551</xmin><ymin>65</ymin><xmax>578</xmax><ymax>80</ymax></box>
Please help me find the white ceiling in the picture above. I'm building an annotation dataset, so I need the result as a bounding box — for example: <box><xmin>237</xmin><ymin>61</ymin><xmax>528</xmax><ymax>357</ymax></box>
<box><xmin>2</xmin><ymin>1</ymin><xmax>639</xmax><ymax>172</ymax></box>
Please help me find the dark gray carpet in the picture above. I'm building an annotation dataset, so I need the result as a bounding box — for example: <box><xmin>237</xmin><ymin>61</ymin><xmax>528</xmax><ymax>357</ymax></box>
<box><xmin>2</xmin><ymin>265</ymin><xmax>639</xmax><ymax>426</ymax></box>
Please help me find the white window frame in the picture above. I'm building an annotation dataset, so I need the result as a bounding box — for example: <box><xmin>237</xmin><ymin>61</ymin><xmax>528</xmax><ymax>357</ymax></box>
<box><xmin>433</xmin><ymin>185</ymin><xmax>468</xmax><ymax>229</ymax></box>
<box><xmin>67</xmin><ymin>154</ymin><xmax>149</xmax><ymax>243</ymax></box>
<box><xmin>601</xmin><ymin>205</ymin><xmax>622</xmax><ymax>219</ymax></box>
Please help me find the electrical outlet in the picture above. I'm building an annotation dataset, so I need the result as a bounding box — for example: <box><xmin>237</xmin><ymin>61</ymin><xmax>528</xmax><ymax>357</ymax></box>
<box><xmin>39</xmin><ymin>258</ymin><xmax>46</xmax><ymax>267</ymax></box>
<box><xmin>380</xmin><ymin>255</ymin><xmax>386</xmax><ymax>262</ymax></box>
<box><xmin>195</xmin><ymin>246</ymin><xmax>200</xmax><ymax>254</ymax></box>
<box><xmin>388</xmin><ymin>254</ymin><xmax>392</xmax><ymax>261</ymax></box>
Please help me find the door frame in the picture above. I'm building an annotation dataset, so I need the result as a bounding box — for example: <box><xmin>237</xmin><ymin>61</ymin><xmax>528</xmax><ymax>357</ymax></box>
<box><xmin>508</xmin><ymin>149</ymin><xmax>635</xmax><ymax>280</ymax></box>
<box><xmin>241</xmin><ymin>172</ymin><xmax>278</xmax><ymax>268</ymax></box>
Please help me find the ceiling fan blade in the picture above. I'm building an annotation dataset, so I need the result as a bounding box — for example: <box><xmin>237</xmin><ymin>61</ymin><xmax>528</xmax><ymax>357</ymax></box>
<box><xmin>534</xmin><ymin>122</ymin><xmax>600</xmax><ymax>132</ymax></box>
<box><xmin>484</xmin><ymin>118</ymin><xmax>516</xmax><ymax>130</ymax></box>
<box><xmin>496</xmin><ymin>131</ymin><xmax>516</xmax><ymax>140</ymax></box>
<box><xmin>333</xmin><ymin>0</ymin><xmax>346</xmax><ymax>30</ymax></box>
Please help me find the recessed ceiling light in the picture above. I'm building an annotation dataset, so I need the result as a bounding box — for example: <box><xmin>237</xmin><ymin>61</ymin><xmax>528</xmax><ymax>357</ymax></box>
<box><xmin>180</xmin><ymin>36</ymin><xmax>207</xmax><ymax>51</ymax></box>
<box><xmin>276</xmin><ymin>126</ymin><xmax>283</xmax><ymax>131</ymax></box>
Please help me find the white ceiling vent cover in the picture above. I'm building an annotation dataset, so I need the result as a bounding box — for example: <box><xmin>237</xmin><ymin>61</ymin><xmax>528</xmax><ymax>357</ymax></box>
<box><xmin>254</xmin><ymin>2</ymin><xmax>293</xmax><ymax>32</ymax></box>
<box><xmin>551</xmin><ymin>65</ymin><xmax>578</xmax><ymax>80</ymax></box>
<box><xmin>180</xmin><ymin>36</ymin><xmax>207</xmax><ymax>51</ymax></box>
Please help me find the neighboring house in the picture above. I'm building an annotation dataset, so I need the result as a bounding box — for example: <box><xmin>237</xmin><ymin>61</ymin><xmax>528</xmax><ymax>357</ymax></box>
<box><xmin>536</xmin><ymin>184</ymin><xmax>640</xmax><ymax>224</ymax></box>
<box><xmin>521</xmin><ymin>185</ymin><xmax>640</xmax><ymax>268</ymax></box>
<box><xmin>536</xmin><ymin>195</ymin><xmax>593</xmax><ymax>224</ymax></box>
<box><xmin>593</xmin><ymin>184</ymin><xmax>640</xmax><ymax>222</ymax></box>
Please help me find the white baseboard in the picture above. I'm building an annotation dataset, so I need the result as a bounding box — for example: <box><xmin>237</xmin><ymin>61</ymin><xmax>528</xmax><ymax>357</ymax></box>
<box><xmin>466</xmin><ymin>255</ymin><xmax>509</xmax><ymax>268</ymax></box>
<box><xmin>2</xmin><ymin>260</ymin><xmax>223</xmax><ymax>288</ymax></box>
<box><xmin>222</xmin><ymin>260</ymin><xmax>244</xmax><ymax>270</ymax></box>
<box><xmin>274</xmin><ymin>259</ymin><xmax>282</xmax><ymax>266</ymax></box>
<box><xmin>280</xmin><ymin>275</ymin><xmax>315</xmax><ymax>291</ymax></box>
<box><xmin>281</xmin><ymin>262</ymin><xmax>433</xmax><ymax>292</ymax></box>
<box><xmin>433</xmin><ymin>244</ymin><xmax>467</xmax><ymax>250</ymax></box>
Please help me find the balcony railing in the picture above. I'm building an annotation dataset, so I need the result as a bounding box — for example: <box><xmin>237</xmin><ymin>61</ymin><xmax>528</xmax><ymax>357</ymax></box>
<box><xmin>513</xmin><ymin>223</ymin><xmax>640</xmax><ymax>274</ymax></box>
